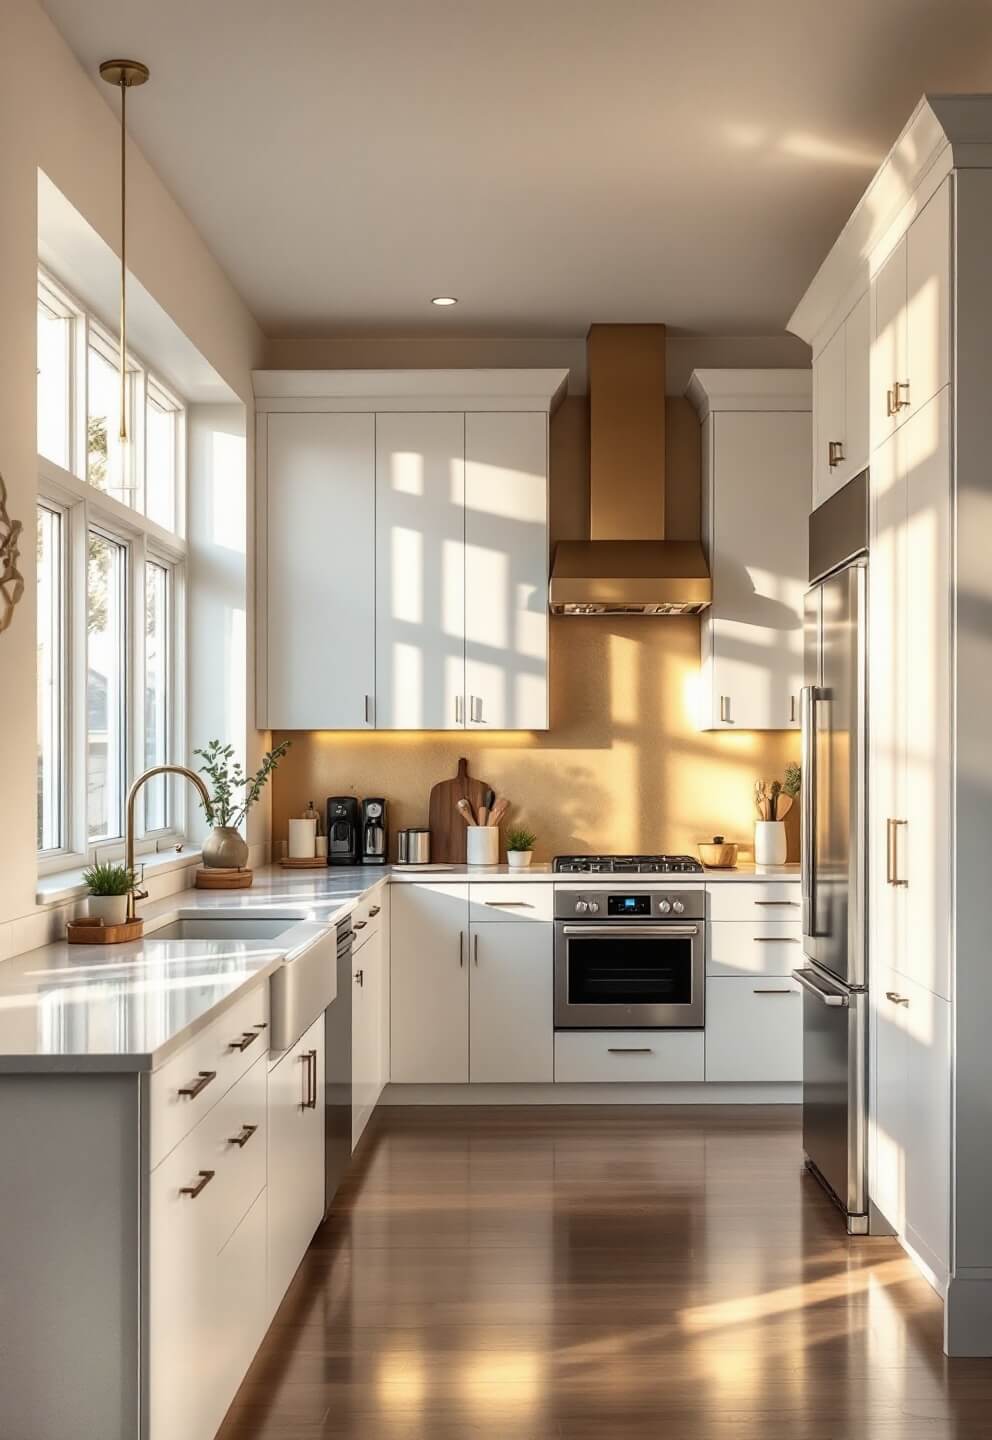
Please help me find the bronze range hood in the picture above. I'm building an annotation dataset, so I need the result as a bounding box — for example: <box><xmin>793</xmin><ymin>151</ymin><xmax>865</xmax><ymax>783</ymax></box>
<box><xmin>550</xmin><ymin>324</ymin><xmax>712</xmax><ymax>616</ymax></box>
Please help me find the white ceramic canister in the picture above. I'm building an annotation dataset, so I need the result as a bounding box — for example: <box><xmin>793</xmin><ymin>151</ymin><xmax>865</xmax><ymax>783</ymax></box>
<box><xmin>466</xmin><ymin>826</ymin><xmax>499</xmax><ymax>866</ymax></box>
<box><xmin>288</xmin><ymin>817</ymin><xmax>318</xmax><ymax>859</ymax></box>
<box><xmin>754</xmin><ymin>820</ymin><xmax>787</xmax><ymax>866</ymax></box>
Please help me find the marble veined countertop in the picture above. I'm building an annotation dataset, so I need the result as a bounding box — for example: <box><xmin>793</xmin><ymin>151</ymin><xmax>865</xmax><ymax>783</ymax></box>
<box><xmin>0</xmin><ymin>862</ymin><xmax>797</xmax><ymax>1074</ymax></box>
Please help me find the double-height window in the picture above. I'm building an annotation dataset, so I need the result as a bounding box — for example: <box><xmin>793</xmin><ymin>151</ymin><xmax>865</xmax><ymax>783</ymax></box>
<box><xmin>36</xmin><ymin>270</ymin><xmax>187</xmax><ymax>872</ymax></box>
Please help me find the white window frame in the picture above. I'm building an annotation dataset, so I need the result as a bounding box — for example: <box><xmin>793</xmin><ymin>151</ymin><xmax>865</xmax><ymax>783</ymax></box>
<box><xmin>36</xmin><ymin>499</ymin><xmax>70</xmax><ymax>857</ymax></box>
<box><xmin>36</xmin><ymin>269</ymin><xmax>189</xmax><ymax>876</ymax></box>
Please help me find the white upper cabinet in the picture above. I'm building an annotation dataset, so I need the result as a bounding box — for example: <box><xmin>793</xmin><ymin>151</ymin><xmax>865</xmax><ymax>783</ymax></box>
<box><xmin>375</xmin><ymin>412</ymin><xmax>466</xmax><ymax>731</ymax></box>
<box><xmin>254</xmin><ymin>370</ymin><xmax>565</xmax><ymax>732</ymax></box>
<box><xmin>812</xmin><ymin>291</ymin><xmax>870</xmax><ymax>509</ymax></box>
<box><xmin>464</xmin><ymin>412</ymin><xmax>549</xmax><ymax>731</ymax></box>
<box><xmin>687</xmin><ymin>370</ymin><xmax>811</xmax><ymax>732</ymax></box>
<box><xmin>261</xmin><ymin>412</ymin><xmax>375</xmax><ymax>730</ymax></box>
<box><xmin>871</xmin><ymin>177</ymin><xmax>951</xmax><ymax>451</ymax></box>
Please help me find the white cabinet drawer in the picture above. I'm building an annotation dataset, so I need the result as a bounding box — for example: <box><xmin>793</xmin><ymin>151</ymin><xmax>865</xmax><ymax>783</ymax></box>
<box><xmin>351</xmin><ymin>887</ymin><xmax>385</xmax><ymax>947</ymax></box>
<box><xmin>707</xmin><ymin>883</ymin><xmax>801</xmax><ymax>923</ymax></box>
<box><xmin>708</xmin><ymin>921</ymin><xmax>804</xmax><ymax>977</ymax></box>
<box><xmin>704</xmin><ymin>977</ymin><xmax>802</xmax><ymax>1082</ymax></box>
<box><xmin>149</xmin><ymin>981</ymin><xmax>269</xmax><ymax>1169</ymax></box>
<box><xmin>470</xmin><ymin>883</ymin><xmax>552</xmax><ymax>923</ymax></box>
<box><xmin>554</xmin><ymin>1030</ymin><xmax>704</xmax><ymax>1083</ymax></box>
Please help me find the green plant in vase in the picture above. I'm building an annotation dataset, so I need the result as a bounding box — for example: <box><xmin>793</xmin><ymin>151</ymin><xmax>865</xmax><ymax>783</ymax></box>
<box><xmin>194</xmin><ymin>739</ymin><xmax>291</xmax><ymax>869</ymax></box>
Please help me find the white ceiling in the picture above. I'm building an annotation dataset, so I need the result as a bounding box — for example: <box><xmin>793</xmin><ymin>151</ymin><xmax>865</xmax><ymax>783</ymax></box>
<box><xmin>42</xmin><ymin>0</ymin><xmax>992</xmax><ymax>338</ymax></box>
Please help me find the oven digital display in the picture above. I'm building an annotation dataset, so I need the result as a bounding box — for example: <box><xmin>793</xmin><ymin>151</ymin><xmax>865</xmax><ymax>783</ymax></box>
<box><xmin>607</xmin><ymin>894</ymin><xmax>651</xmax><ymax>916</ymax></box>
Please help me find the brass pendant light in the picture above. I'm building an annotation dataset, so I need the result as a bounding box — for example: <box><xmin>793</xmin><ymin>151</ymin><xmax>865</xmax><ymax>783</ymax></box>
<box><xmin>99</xmin><ymin>59</ymin><xmax>150</xmax><ymax>443</ymax></box>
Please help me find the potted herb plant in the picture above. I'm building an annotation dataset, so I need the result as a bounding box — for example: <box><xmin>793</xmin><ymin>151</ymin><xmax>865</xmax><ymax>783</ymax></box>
<box><xmin>195</xmin><ymin>739</ymin><xmax>291</xmax><ymax>869</ymax></box>
<box><xmin>753</xmin><ymin>763</ymin><xmax>800</xmax><ymax>866</ymax></box>
<box><xmin>505</xmin><ymin>826</ymin><xmax>536</xmax><ymax>869</ymax></box>
<box><xmin>82</xmin><ymin>862</ymin><xmax>136</xmax><ymax>927</ymax></box>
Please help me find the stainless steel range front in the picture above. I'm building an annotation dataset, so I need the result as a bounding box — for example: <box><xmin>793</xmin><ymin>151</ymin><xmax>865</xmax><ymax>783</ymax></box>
<box><xmin>553</xmin><ymin>889</ymin><xmax>706</xmax><ymax>1029</ymax></box>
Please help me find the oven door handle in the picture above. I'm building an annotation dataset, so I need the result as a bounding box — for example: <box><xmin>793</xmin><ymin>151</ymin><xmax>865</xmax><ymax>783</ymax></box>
<box><xmin>559</xmin><ymin>924</ymin><xmax>699</xmax><ymax>938</ymax></box>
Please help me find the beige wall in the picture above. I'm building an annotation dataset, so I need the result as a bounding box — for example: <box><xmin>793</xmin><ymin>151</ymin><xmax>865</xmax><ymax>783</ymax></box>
<box><xmin>272</xmin><ymin>387</ymin><xmax>801</xmax><ymax>862</ymax></box>
<box><xmin>0</xmin><ymin>0</ymin><xmax>264</xmax><ymax>936</ymax></box>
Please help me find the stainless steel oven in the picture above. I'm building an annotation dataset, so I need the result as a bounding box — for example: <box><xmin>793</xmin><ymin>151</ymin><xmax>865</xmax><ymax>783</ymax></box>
<box><xmin>554</xmin><ymin>890</ymin><xmax>706</xmax><ymax>1028</ymax></box>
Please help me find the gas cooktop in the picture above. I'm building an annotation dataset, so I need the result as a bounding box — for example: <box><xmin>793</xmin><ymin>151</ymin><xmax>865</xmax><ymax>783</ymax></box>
<box><xmin>552</xmin><ymin>854</ymin><xmax>704</xmax><ymax>875</ymax></box>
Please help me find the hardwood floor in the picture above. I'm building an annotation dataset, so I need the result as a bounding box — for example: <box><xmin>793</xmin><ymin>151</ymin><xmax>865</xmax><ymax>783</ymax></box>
<box><xmin>219</xmin><ymin>1106</ymin><xmax>992</xmax><ymax>1439</ymax></box>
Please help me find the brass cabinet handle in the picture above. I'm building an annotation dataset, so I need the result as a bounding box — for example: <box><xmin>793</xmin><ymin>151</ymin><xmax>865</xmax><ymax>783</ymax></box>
<box><xmin>459</xmin><ymin>931</ymin><xmax>464</xmax><ymax>968</ymax></box>
<box><xmin>455</xmin><ymin>695</ymin><xmax>463</xmax><ymax>725</ymax></box>
<box><xmin>608</xmin><ymin>1047</ymin><xmax>653</xmax><ymax>1054</ymax></box>
<box><xmin>719</xmin><ymin>695</ymin><xmax>732</xmax><ymax>724</ymax></box>
<box><xmin>253</xmin><ymin>1021</ymin><xmax>268</xmax><ymax>1031</ymax></box>
<box><xmin>180</xmin><ymin>1169</ymin><xmax>215</xmax><ymax>1199</ymax></box>
<box><xmin>754</xmin><ymin>900</ymin><xmax>799</xmax><ymax>908</ymax></box>
<box><xmin>886</xmin><ymin>818</ymin><xmax>908</xmax><ymax>886</ymax></box>
<box><xmin>369</xmin><ymin>905</ymin><xmax>381</xmax><ymax>917</ymax></box>
<box><xmin>894</xmin><ymin>380</ymin><xmax>910</xmax><ymax>411</ymax></box>
<box><xmin>828</xmin><ymin>440</ymin><xmax>845</xmax><ymax>468</ymax></box>
<box><xmin>790</xmin><ymin>694</ymin><xmax>797</xmax><ymax>724</ymax></box>
<box><xmin>178</xmin><ymin>1070</ymin><xmax>216</xmax><ymax>1099</ymax></box>
<box><xmin>753</xmin><ymin>936</ymin><xmax>799</xmax><ymax>943</ymax></box>
<box><xmin>753</xmin><ymin>988</ymin><xmax>796</xmax><ymax>995</ymax></box>
<box><xmin>885</xmin><ymin>990</ymin><xmax>910</xmax><ymax>1007</ymax></box>
<box><xmin>301</xmin><ymin>1048</ymin><xmax>318</xmax><ymax>1108</ymax></box>
<box><xmin>474</xmin><ymin>933</ymin><xmax>479</xmax><ymax>966</ymax></box>
<box><xmin>364</xmin><ymin>694</ymin><xmax>372</xmax><ymax>725</ymax></box>
<box><xmin>353</xmin><ymin>919</ymin><xmax>367</xmax><ymax>930</ymax></box>
<box><xmin>228</xmin><ymin>1124</ymin><xmax>258</xmax><ymax>1148</ymax></box>
<box><xmin>354</xmin><ymin>968</ymin><xmax>364</xmax><ymax>987</ymax></box>
<box><xmin>228</xmin><ymin>1030</ymin><xmax>258</xmax><ymax>1052</ymax></box>
<box><xmin>484</xmin><ymin>900</ymin><xmax>533</xmax><ymax>908</ymax></box>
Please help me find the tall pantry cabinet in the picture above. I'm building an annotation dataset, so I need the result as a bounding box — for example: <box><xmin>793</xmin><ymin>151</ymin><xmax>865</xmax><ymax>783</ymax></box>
<box><xmin>789</xmin><ymin>94</ymin><xmax>992</xmax><ymax>1355</ymax></box>
<box><xmin>254</xmin><ymin>370</ymin><xmax>567</xmax><ymax>732</ymax></box>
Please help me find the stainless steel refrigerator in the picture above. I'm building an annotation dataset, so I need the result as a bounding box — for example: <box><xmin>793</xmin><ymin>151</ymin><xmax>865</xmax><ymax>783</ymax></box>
<box><xmin>793</xmin><ymin>471</ymin><xmax>870</xmax><ymax>1234</ymax></box>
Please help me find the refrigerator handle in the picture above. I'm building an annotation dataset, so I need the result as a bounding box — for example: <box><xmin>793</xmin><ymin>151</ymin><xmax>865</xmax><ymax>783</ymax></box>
<box><xmin>801</xmin><ymin>685</ymin><xmax>817</xmax><ymax>942</ymax></box>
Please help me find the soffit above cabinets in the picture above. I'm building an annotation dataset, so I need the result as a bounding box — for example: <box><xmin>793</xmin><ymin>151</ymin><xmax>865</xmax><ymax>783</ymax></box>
<box><xmin>252</xmin><ymin>368</ymin><xmax>569</xmax><ymax>413</ymax></box>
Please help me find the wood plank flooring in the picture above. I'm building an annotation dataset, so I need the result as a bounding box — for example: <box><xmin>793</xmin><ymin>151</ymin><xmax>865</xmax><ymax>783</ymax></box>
<box><xmin>218</xmin><ymin>1106</ymin><xmax>992</xmax><ymax>1439</ymax></box>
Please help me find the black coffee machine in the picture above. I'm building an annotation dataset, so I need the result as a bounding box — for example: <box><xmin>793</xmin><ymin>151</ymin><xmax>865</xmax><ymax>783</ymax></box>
<box><xmin>361</xmin><ymin>798</ymin><xmax>388</xmax><ymax>865</ymax></box>
<box><xmin>326</xmin><ymin>796</ymin><xmax>360</xmax><ymax>865</ymax></box>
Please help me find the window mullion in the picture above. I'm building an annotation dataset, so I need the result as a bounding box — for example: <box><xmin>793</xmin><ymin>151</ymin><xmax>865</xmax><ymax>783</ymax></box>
<box><xmin>131</xmin><ymin>532</ymin><xmax>147</xmax><ymax>839</ymax></box>
<box><xmin>69</xmin><ymin>496</ymin><xmax>89</xmax><ymax>861</ymax></box>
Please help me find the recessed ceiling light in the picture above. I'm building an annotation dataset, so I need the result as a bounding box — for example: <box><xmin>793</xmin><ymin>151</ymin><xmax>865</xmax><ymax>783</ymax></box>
<box><xmin>431</xmin><ymin>296</ymin><xmax>458</xmax><ymax>307</ymax></box>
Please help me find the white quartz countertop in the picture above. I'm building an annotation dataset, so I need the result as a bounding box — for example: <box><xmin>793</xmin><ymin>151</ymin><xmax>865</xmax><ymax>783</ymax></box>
<box><xmin>0</xmin><ymin>861</ymin><xmax>797</xmax><ymax>1075</ymax></box>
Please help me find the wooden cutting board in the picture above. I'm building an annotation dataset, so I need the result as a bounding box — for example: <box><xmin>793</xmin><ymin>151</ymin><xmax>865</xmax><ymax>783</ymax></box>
<box><xmin>428</xmin><ymin>757</ymin><xmax>492</xmax><ymax>864</ymax></box>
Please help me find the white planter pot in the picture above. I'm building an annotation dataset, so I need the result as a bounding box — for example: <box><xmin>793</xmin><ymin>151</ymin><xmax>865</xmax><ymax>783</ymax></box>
<box><xmin>506</xmin><ymin>850</ymin><xmax>533</xmax><ymax>869</ymax></box>
<box><xmin>466</xmin><ymin>827</ymin><xmax>499</xmax><ymax>866</ymax></box>
<box><xmin>87</xmin><ymin>894</ymin><xmax>129</xmax><ymax>926</ymax></box>
<box><xmin>754</xmin><ymin>820</ymin><xmax>787</xmax><ymax>866</ymax></box>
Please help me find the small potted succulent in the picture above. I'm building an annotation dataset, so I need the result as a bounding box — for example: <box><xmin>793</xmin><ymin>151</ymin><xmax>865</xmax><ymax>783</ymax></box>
<box><xmin>82</xmin><ymin>862</ymin><xmax>137</xmax><ymax>927</ymax></box>
<box><xmin>505</xmin><ymin>826</ymin><xmax>536</xmax><ymax>869</ymax></box>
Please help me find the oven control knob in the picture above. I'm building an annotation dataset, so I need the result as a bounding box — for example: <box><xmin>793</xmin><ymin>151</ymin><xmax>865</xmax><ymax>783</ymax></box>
<box><xmin>658</xmin><ymin>899</ymin><xmax>672</xmax><ymax>914</ymax></box>
<box><xmin>575</xmin><ymin>900</ymin><xmax>589</xmax><ymax>913</ymax></box>
<box><xmin>672</xmin><ymin>900</ymin><xmax>685</xmax><ymax>915</ymax></box>
<box><xmin>587</xmin><ymin>901</ymin><xmax>600</xmax><ymax>913</ymax></box>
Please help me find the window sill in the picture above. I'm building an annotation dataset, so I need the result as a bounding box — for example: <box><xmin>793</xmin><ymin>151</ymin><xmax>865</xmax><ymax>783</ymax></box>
<box><xmin>36</xmin><ymin>846</ymin><xmax>203</xmax><ymax>908</ymax></box>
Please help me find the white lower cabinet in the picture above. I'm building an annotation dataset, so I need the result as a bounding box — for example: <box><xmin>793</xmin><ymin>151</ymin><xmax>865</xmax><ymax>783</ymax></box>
<box><xmin>266</xmin><ymin>1013</ymin><xmax>325</xmax><ymax>1313</ymax></box>
<box><xmin>149</xmin><ymin>1053</ymin><xmax>267</xmax><ymax>1440</ymax></box>
<box><xmin>390</xmin><ymin>884</ymin><xmax>554</xmax><ymax>1084</ymax></box>
<box><xmin>352</xmin><ymin>922</ymin><xmax>384</xmax><ymax>1147</ymax></box>
<box><xmin>390</xmin><ymin>884</ymin><xmax>470</xmax><ymax>1082</ymax></box>
<box><xmin>469</xmin><ymin>923</ymin><xmax>553</xmax><ymax>1082</ymax></box>
<box><xmin>555</xmin><ymin>1030</ymin><xmax>704</xmax><ymax>1083</ymax></box>
<box><xmin>872</xmin><ymin>967</ymin><xmax>950</xmax><ymax>1287</ymax></box>
<box><xmin>704</xmin><ymin>977</ymin><xmax>802</xmax><ymax>1082</ymax></box>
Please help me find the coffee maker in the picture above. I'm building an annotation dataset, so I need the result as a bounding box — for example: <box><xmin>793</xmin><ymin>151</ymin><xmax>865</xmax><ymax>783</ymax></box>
<box><xmin>326</xmin><ymin>797</ymin><xmax>360</xmax><ymax>866</ymax></box>
<box><xmin>361</xmin><ymin>798</ymin><xmax>388</xmax><ymax>865</ymax></box>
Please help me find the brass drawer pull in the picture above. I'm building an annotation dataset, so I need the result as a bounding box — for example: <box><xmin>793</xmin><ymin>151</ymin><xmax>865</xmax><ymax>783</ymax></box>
<box><xmin>608</xmin><ymin>1047</ymin><xmax>653</xmax><ymax>1054</ymax></box>
<box><xmin>753</xmin><ymin>988</ymin><xmax>795</xmax><ymax>995</ymax></box>
<box><xmin>484</xmin><ymin>900</ymin><xmax>533</xmax><ymax>908</ymax></box>
<box><xmin>369</xmin><ymin>906</ymin><xmax>381</xmax><ymax>917</ymax></box>
<box><xmin>827</xmin><ymin>440</ymin><xmax>845</xmax><ymax>468</ymax></box>
<box><xmin>180</xmin><ymin>1169</ymin><xmax>215</xmax><ymax>1199</ymax></box>
<box><xmin>754</xmin><ymin>900</ymin><xmax>799</xmax><ymax>908</ymax></box>
<box><xmin>753</xmin><ymin>936</ymin><xmax>799</xmax><ymax>943</ymax></box>
<box><xmin>354</xmin><ymin>969</ymin><xmax>364</xmax><ymax>987</ymax></box>
<box><xmin>178</xmin><ymin>1070</ymin><xmax>216</xmax><ymax>1099</ymax></box>
<box><xmin>885</xmin><ymin>990</ymin><xmax>910</xmax><ymax>1007</ymax></box>
<box><xmin>353</xmin><ymin>919</ymin><xmax>367</xmax><ymax>930</ymax></box>
<box><xmin>228</xmin><ymin>1031</ymin><xmax>258</xmax><ymax>1051</ymax></box>
<box><xmin>228</xmin><ymin>1124</ymin><xmax>258</xmax><ymax>1148</ymax></box>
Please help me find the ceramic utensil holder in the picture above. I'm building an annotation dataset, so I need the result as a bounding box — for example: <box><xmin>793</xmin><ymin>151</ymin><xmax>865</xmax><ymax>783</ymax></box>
<box><xmin>288</xmin><ymin>817</ymin><xmax>317</xmax><ymax>859</ymax></box>
<box><xmin>754</xmin><ymin>820</ymin><xmax>787</xmax><ymax>866</ymax></box>
<box><xmin>466</xmin><ymin>826</ymin><xmax>499</xmax><ymax>866</ymax></box>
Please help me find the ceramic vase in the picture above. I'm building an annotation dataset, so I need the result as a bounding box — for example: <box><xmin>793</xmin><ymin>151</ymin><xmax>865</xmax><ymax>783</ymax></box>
<box><xmin>202</xmin><ymin>825</ymin><xmax>250</xmax><ymax>870</ymax></box>
<box><xmin>86</xmin><ymin>894</ymin><xmax>129</xmax><ymax>926</ymax></box>
<box><xmin>506</xmin><ymin>850</ymin><xmax>533</xmax><ymax>869</ymax></box>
